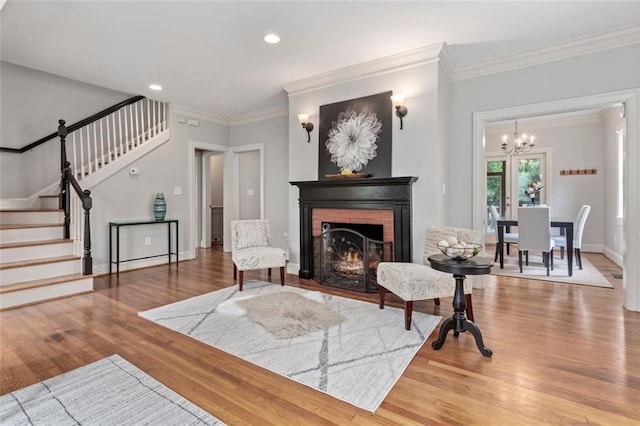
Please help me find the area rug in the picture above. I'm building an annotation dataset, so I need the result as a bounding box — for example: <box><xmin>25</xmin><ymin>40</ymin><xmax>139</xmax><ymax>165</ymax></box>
<box><xmin>0</xmin><ymin>355</ymin><xmax>225</xmax><ymax>425</ymax></box>
<box><xmin>491</xmin><ymin>253</ymin><xmax>613</xmax><ymax>288</ymax></box>
<box><xmin>138</xmin><ymin>281</ymin><xmax>441</xmax><ymax>412</ymax></box>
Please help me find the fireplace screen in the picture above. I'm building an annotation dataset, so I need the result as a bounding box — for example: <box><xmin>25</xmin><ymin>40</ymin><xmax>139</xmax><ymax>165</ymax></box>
<box><xmin>313</xmin><ymin>223</ymin><xmax>392</xmax><ymax>293</ymax></box>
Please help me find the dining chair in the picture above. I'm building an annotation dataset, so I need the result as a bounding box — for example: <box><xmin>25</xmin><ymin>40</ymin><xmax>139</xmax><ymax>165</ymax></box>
<box><xmin>552</xmin><ymin>205</ymin><xmax>591</xmax><ymax>270</ymax></box>
<box><xmin>231</xmin><ymin>219</ymin><xmax>286</xmax><ymax>291</ymax></box>
<box><xmin>517</xmin><ymin>206</ymin><xmax>555</xmax><ymax>276</ymax></box>
<box><xmin>489</xmin><ymin>205</ymin><xmax>518</xmax><ymax>260</ymax></box>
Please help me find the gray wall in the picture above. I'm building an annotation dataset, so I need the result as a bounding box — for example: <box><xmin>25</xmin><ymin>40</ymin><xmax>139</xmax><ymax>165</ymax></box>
<box><xmin>230</xmin><ymin>115</ymin><xmax>289</xmax><ymax>252</ymax></box>
<box><xmin>238</xmin><ymin>150</ymin><xmax>260</xmax><ymax>220</ymax></box>
<box><xmin>287</xmin><ymin>63</ymin><xmax>442</xmax><ymax>266</ymax></box>
<box><xmin>0</xmin><ymin>61</ymin><xmax>130</xmax><ymax>197</ymax></box>
<box><xmin>449</xmin><ymin>44</ymin><xmax>640</xmax><ymax>227</ymax></box>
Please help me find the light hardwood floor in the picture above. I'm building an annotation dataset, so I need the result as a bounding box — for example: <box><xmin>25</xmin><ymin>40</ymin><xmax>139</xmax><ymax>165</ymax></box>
<box><xmin>1</xmin><ymin>248</ymin><xmax>639</xmax><ymax>425</ymax></box>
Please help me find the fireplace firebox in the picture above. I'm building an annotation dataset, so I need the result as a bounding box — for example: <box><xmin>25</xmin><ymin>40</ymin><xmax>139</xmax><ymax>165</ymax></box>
<box><xmin>313</xmin><ymin>222</ymin><xmax>391</xmax><ymax>292</ymax></box>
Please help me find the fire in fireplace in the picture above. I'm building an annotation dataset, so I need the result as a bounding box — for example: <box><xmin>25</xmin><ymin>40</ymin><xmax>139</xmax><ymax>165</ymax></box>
<box><xmin>314</xmin><ymin>222</ymin><xmax>392</xmax><ymax>293</ymax></box>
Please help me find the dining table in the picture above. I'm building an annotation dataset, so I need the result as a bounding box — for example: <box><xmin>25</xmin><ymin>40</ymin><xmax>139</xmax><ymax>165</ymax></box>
<box><xmin>497</xmin><ymin>217</ymin><xmax>574</xmax><ymax>276</ymax></box>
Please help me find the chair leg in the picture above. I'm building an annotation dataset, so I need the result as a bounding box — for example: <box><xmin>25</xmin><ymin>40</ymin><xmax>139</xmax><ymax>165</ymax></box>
<box><xmin>545</xmin><ymin>252</ymin><xmax>550</xmax><ymax>276</ymax></box>
<box><xmin>465</xmin><ymin>294</ymin><xmax>474</xmax><ymax>322</ymax></box>
<box><xmin>550</xmin><ymin>248</ymin><xmax>554</xmax><ymax>271</ymax></box>
<box><xmin>378</xmin><ymin>285</ymin><xmax>387</xmax><ymax>309</ymax></box>
<box><xmin>494</xmin><ymin>244</ymin><xmax>499</xmax><ymax>262</ymax></box>
<box><xmin>560</xmin><ymin>246</ymin><xmax>565</xmax><ymax>259</ymax></box>
<box><xmin>519</xmin><ymin>250</ymin><xmax>523</xmax><ymax>273</ymax></box>
<box><xmin>280</xmin><ymin>267</ymin><xmax>285</xmax><ymax>285</ymax></box>
<box><xmin>404</xmin><ymin>301</ymin><xmax>413</xmax><ymax>330</ymax></box>
<box><xmin>576</xmin><ymin>249</ymin><xmax>583</xmax><ymax>270</ymax></box>
<box><xmin>233</xmin><ymin>263</ymin><xmax>237</xmax><ymax>280</ymax></box>
<box><xmin>525</xmin><ymin>251</ymin><xmax>529</xmax><ymax>266</ymax></box>
<box><xmin>506</xmin><ymin>243</ymin><xmax>511</xmax><ymax>256</ymax></box>
<box><xmin>238</xmin><ymin>271</ymin><xmax>244</xmax><ymax>291</ymax></box>
<box><xmin>434</xmin><ymin>298</ymin><xmax>440</xmax><ymax>306</ymax></box>
<box><xmin>268</xmin><ymin>268</ymin><xmax>272</xmax><ymax>280</ymax></box>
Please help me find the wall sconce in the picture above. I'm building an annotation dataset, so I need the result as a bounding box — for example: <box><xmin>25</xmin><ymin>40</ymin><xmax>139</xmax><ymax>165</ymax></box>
<box><xmin>391</xmin><ymin>94</ymin><xmax>408</xmax><ymax>130</ymax></box>
<box><xmin>297</xmin><ymin>113</ymin><xmax>314</xmax><ymax>143</ymax></box>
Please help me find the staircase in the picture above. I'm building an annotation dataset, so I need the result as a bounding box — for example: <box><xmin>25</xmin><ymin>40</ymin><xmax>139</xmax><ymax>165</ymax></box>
<box><xmin>0</xmin><ymin>96</ymin><xmax>171</xmax><ymax>310</ymax></box>
<box><xmin>0</xmin><ymin>195</ymin><xmax>93</xmax><ymax>310</ymax></box>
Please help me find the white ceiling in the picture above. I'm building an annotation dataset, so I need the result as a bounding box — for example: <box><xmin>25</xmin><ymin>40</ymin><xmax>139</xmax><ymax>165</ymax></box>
<box><xmin>2</xmin><ymin>1</ymin><xmax>639</xmax><ymax>121</ymax></box>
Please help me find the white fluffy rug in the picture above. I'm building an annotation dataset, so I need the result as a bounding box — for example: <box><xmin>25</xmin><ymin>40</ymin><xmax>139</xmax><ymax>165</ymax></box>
<box><xmin>0</xmin><ymin>355</ymin><xmax>225</xmax><ymax>425</ymax></box>
<box><xmin>491</xmin><ymin>253</ymin><xmax>613</xmax><ymax>288</ymax></box>
<box><xmin>139</xmin><ymin>281</ymin><xmax>441</xmax><ymax>412</ymax></box>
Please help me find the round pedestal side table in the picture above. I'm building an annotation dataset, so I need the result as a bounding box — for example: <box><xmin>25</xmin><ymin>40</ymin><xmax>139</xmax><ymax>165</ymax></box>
<box><xmin>427</xmin><ymin>254</ymin><xmax>493</xmax><ymax>358</ymax></box>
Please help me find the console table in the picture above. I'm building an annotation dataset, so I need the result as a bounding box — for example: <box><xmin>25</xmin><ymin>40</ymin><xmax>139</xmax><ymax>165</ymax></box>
<box><xmin>109</xmin><ymin>219</ymin><xmax>179</xmax><ymax>276</ymax></box>
<box><xmin>428</xmin><ymin>254</ymin><xmax>493</xmax><ymax>357</ymax></box>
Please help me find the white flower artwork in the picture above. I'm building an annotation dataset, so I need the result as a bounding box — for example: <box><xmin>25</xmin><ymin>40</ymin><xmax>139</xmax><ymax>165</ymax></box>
<box><xmin>325</xmin><ymin>109</ymin><xmax>382</xmax><ymax>172</ymax></box>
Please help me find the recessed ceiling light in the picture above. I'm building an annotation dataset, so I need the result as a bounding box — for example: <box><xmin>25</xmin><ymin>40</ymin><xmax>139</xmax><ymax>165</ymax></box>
<box><xmin>264</xmin><ymin>33</ymin><xmax>280</xmax><ymax>44</ymax></box>
<box><xmin>149</xmin><ymin>84</ymin><xmax>163</xmax><ymax>91</ymax></box>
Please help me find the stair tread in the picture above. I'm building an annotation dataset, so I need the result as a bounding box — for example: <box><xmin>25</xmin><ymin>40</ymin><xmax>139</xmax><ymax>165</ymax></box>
<box><xmin>0</xmin><ymin>238</ymin><xmax>73</xmax><ymax>249</ymax></box>
<box><xmin>0</xmin><ymin>223</ymin><xmax>63</xmax><ymax>230</ymax></box>
<box><xmin>0</xmin><ymin>255</ymin><xmax>80</xmax><ymax>270</ymax></box>
<box><xmin>0</xmin><ymin>273</ymin><xmax>93</xmax><ymax>294</ymax></box>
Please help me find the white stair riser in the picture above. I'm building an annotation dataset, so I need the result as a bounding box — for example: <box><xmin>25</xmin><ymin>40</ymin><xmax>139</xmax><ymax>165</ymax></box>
<box><xmin>0</xmin><ymin>226</ymin><xmax>64</xmax><ymax>244</ymax></box>
<box><xmin>0</xmin><ymin>277</ymin><xmax>93</xmax><ymax>310</ymax></box>
<box><xmin>0</xmin><ymin>260</ymin><xmax>81</xmax><ymax>286</ymax></box>
<box><xmin>0</xmin><ymin>242</ymin><xmax>74</xmax><ymax>263</ymax></box>
<box><xmin>39</xmin><ymin>198</ymin><xmax>60</xmax><ymax>210</ymax></box>
<box><xmin>0</xmin><ymin>210</ymin><xmax>63</xmax><ymax>225</ymax></box>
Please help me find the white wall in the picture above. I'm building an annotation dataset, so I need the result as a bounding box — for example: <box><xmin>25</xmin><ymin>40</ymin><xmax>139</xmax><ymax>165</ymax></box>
<box><xmin>485</xmin><ymin>119</ymin><xmax>605</xmax><ymax>251</ymax></box>
<box><xmin>287</xmin><ymin>63</ymin><xmax>442</xmax><ymax>269</ymax></box>
<box><xmin>0</xmin><ymin>61</ymin><xmax>130</xmax><ymax>197</ymax></box>
<box><xmin>603</xmin><ymin>107</ymin><xmax>625</xmax><ymax>265</ymax></box>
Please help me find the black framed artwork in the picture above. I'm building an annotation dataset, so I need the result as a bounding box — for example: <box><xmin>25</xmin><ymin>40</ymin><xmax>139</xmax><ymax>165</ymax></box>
<box><xmin>318</xmin><ymin>91</ymin><xmax>392</xmax><ymax>179</ymax></box>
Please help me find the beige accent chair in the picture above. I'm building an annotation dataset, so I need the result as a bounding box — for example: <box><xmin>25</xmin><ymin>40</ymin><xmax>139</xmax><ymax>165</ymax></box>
<box><xmin>377</xmin><ymin>225</ymin><xmax>483</xmax><ymax>330</ymax></box>
<box><xmin>517</xmin><ymin>206</ymin><xmax>555</xmax><ymax>276</ymax></box>
<box><xmin>231</xmin><ymin>219</ymin><xmax>286</xmax><ymax>291</ymax></box>
<box><xmin>552</xmin><ymin>205</ymin><xmax>591</xmax><ymax>270</ymax></box>
<box><xmin>489</xmin><ymin>205</ymin><xmax>518</xmax><ymax>260</ymax></box>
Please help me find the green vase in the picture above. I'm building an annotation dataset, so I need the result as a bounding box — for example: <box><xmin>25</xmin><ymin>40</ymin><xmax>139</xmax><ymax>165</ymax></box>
<box><xmin>153</xmin><ymin>193</ymin><xmax>166</xmax><ymax>221</ymax></box>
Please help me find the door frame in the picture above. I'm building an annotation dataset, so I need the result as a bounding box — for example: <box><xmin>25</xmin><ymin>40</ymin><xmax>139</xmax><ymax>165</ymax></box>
<box><xmin>472</xmin><ymin>89</ymin><xmax>640</xmax><ymax>312</ymax></box>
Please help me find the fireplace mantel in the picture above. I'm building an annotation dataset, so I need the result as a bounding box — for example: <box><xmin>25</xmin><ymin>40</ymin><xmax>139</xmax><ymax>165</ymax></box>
<box><xmin>290</xmin><ymin>176</ymin><xmax>418</xmax><ymax>279</ymax></box>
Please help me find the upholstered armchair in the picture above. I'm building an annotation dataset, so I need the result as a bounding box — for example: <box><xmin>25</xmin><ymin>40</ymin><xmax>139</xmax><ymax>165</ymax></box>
<box><xmin>377</xmin><ymin>225</ymin><xmax>484</xmax><ymax>330</ymax></box>
<box><xmin>231</xmin><ymin>219</ymin><xmax>286</xmax><ymax>291</ymax></box>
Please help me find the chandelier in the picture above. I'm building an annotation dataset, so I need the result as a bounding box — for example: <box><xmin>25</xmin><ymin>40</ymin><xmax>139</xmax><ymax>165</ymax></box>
<box><xmin>501</xmin><ymin>120</ymin><xmax>535</xmax><ymax>155</ymax></box>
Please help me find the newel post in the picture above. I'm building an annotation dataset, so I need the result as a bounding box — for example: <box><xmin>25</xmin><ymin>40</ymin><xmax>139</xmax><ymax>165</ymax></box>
<box><xmin>82</xmin><ymin>189</ymin><xmax>93</xmax><ymax>275</ymax></box>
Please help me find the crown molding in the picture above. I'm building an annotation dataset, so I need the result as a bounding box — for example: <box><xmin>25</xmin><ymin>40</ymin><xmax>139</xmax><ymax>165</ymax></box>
<box><xmin>486</xmin><ymin>110</ymin><xmax>604</xmax><ymax>134</ymax></box>
<box><xmin>437</xmin><ymin>42</ymin><xmax>456</xmax><ymax>80</ymax></box>
<box><xmin>171</xmin><ymin>103</ymin><xmax>230</xmax><ymax>125</ymax></box>
<box><xmin>452</xmin><ymin>25</ymin><xmax>640</xmax><ymax>81</ymax></box>
<box><xmin>283</xmin><ymin>42</ymin><xmax>445</xmax><ymax>96</ymax></box>
<box><xmin>229</xmin><ymin>105</ymin><xmax>288</xmax><ymax>126</ymax></box>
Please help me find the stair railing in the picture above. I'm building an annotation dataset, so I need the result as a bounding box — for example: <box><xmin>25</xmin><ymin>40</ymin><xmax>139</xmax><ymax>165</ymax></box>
<box><xmin>67</xmin><ymin>97</ymin><xmax>168</xmax><ymax>181</ymax></box>
<box><xmin>59</xmin><ymin>121</ymin><xmax>92</xmax><ymax>275</ymax></box>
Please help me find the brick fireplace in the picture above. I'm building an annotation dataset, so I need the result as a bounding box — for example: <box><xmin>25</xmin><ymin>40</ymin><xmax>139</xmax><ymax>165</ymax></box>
<box><xmin>290</xmin><ymin>176</ymin><xmax>418</xmax><ymax>284</ymax></box>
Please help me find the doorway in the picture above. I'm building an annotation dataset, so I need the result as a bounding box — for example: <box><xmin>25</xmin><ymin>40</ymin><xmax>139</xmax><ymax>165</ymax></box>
<box><xmin>472</xmin><ymin>89</ymin><xmax>639</xmax><ymax>311</ymax></box>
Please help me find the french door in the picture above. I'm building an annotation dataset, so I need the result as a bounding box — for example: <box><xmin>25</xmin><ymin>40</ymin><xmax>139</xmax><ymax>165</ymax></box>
<box><xmin>485</xmin><ymin>151</ymin><xmax>548</xmax><ymax>236</ymax></box>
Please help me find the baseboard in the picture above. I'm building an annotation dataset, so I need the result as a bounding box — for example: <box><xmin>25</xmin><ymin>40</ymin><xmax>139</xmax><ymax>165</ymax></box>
<box><xmin>93</xmin><ymin>249</ymin><xmax>194</xmax><ymax>276</ymax></box>
<box><xmin>602</xmin><ymin>246</ymin><xmax>623</xmax><ymax>267</ymax></box>
<box><xmin>287</xmin><ymin>262</ymin><xmax>300</xmax><ymax>276</ymax></box>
